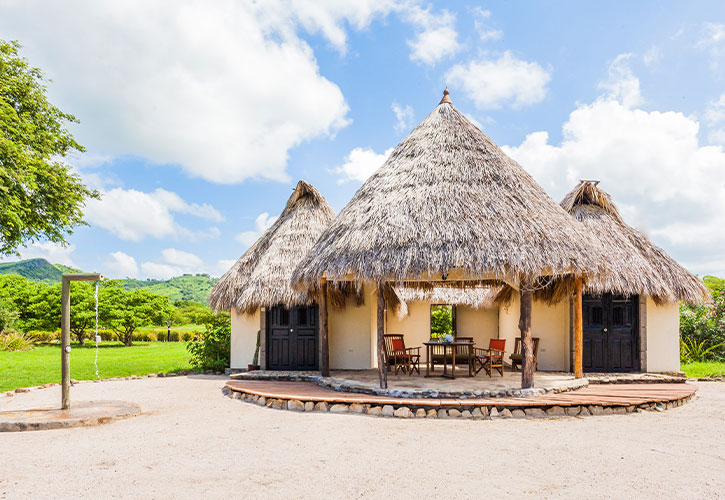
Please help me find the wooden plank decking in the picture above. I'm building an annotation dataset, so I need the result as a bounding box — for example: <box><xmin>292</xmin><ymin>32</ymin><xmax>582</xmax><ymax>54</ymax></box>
<box><xmin>226</xmin><ymin>380</ymin><xmax>696</xmax><ymax>408</ymax></box>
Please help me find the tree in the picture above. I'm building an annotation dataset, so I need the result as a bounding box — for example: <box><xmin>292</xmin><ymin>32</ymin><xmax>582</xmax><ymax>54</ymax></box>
<box><xmin>0</xmin><ymin>40</ymin><xmax>98</xmax><ymax>255</ymax></box>
<box><xmin>186</xmin><ymin>313</ymin><xmax>231</xmax><ymax>371</ymax></box>
<box><xmin>100</xmin><ymin>285</ymin><xmax>172</xmax><ymax>346</ymax></box>
<box><xmin>0</xmin><ymin>274</ymin><xmax>39</xmax><ymax>331</ymax></box>
<box><xmin>31</xmin><ymin>281</ymin><xmax>98</xmax><ymax>345</ymax></box>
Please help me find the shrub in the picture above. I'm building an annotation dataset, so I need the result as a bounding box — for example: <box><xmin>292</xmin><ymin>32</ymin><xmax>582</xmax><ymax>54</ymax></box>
<box><xmin>187</xmin><ymin>314</ymin><xmax>230</xmax><ymax>371</ymax></box>
<box><xmin>157</xmin><ymin>333</ymin><xmax>166</xmax><ymax>342</ymax></box>
<box><xmin>0</xmin><ymin>330</ymin><xmax>36</xmax><ymax>351</ymax></box>
<box><xmin>31</xmin><ymin>330</ymin><xmax>59</xmax><ymax>342</ymax></box>
<box><xmin>168</xmin><ymin>331</ymin><xmax>180</xmax><ymax>342</ymax></box>
<box><xmin>181</xmin><ymin>332</ymin><xmax>192</xmax><ymax>342</ymax></box>
<box><xmin>132</xmin><ymin>332</ymin><xmax>152</xmax><ymax>342</ymax></box>
<box><xmin>681</xmin><ymin>338</ymin><xmax>724</xmax><ymax>364</ymax></box>
<box><xmin>680</xmin><ymin>286</ymin><xmax>725</xmax><ymax>362</ymax></box>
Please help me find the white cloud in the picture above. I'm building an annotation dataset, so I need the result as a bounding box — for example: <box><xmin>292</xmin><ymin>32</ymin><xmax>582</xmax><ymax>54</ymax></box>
<box><xmin>333</xmin><ymin>147</ymin><xmax>394</xmax><ymax>184</ymax></box>
<box><xmin>7</xmin><ymin>242</ymin><xmax>77</xmax><ymax>267</ymax></box>
<box><xmin>501</xmin><ymin>55</ymin><xmax>725</xmax><ymax>276</ymax></box>
<box><xmin>404</xmin><ymin>5</ymin><xmax>460</xmax><ymax>66</ymax></box>
<box><xmin>598</xmin><ymin>53</ymin><xmax>642</xmax><ymax>108</ymax></box>
<box><xmin>643</xmin><ymin>45</ymin><xmax>662</xmax><ymax>67</ymax></box>
<box><xmin>235</xmin><ymin>213</ymin><xmax>279</xmax><ymax>248</ymax></box>
<box><xmin>704</xmin><ymin>93</ymin><xmax>725</xmax><ymax>145</ymax></box>
<box><xmin>696</xmin><ymin>22</ymin><xmax>725</xmax><ymax>73</ymax></box>
<box><xmin>141</xmin><ymin>248</ymin><xmax>206</xmax><ymax>280</ymax></box>
<box><xmin>84</xmin><ymin>188</ymin><xmax>222</xmax><ymax>242</ymax></box>
<box><xmin>216</xmin><ymin>259</ymin><xmax>236</xmax><ymax>276</ymax></box>
<box><xmin>105</xmin><ymin>251</ymin><xmax>139</xmax><ymax>279</ymax></box>
<box><xmin>447</xmin><ymin>52</ymin><xmax>551</xmax><ymax>110</ymax></box>
<box><xmin>392</xmin><ymin>102</ymin><xmax>414</xmax><ymax>133</ymax></box>
<box><xmin>473</xmin><ymin>7</ymin><xmax>503</xmax><ymax>41</ymax></box>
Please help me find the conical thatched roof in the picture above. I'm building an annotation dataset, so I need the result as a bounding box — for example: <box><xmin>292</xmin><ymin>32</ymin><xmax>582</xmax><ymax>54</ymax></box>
<box><xmin>209</xmin><ymin>180</ymin><xmax>335</xmax><ymax>313</ymax></box>
<box><xmin>560</xmin><ymin>181</ymin><xmax>708</xmax><ymax>305</ymax></box>
<box><xmin>293</xmin><ymin>90</ymin><xmax>607</xmax><ymax>288</ymax></box>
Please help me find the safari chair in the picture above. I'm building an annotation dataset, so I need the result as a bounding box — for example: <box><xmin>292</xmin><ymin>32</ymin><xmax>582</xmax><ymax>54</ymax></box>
<box><xmin>510</xmin><ymin>337</ymin><xmax>540</xmax><ymax>372</ymax></box>
<box><xmin>473</xmin><ymin>339</ymin><xmax>506</xmax><ymax>377</ymax></box>
<box><xmin>383</xmin><ymin>334</ymin><xmax>421</xmax><ymax>375</ymax></box>
<box><xmin>429</xmin><ymin>336</ymin><xmax>474</xmax><ymax>371</ymax></box>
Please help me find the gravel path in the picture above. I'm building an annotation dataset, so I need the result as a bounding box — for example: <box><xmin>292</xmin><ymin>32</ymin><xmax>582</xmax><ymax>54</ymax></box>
<box><xmin>1</xmin><ymin>376</ymin><xmax>723</xmax><ymax>499</ymax></box>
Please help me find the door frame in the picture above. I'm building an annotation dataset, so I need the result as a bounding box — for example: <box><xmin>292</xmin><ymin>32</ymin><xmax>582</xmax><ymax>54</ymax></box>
<box><xmin>265</xmin><ymin>304</ymin><xmax>320</xmax><ymax>371</ymax></box>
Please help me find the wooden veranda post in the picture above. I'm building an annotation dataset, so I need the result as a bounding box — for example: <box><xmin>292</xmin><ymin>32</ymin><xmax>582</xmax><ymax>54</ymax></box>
<box><xmin>519</xmin><ymin>279</ymin><xmax>535</xmax><ymax>389</ymax></box>
<box><xmin>573</xmin><ymin>276</ymin><xmax>583</xmax><ymax>378</ymax></box>
<box><xmin>61</xmin><ymin>273</ymin><xmax>103</xmax><ymax>410</ymax></box>
<box><xmin>319</xmin><ymin>277</ymin><xmax>330</xmax><ymax>377</ymax></box>
<box><xmin>376</xmin><ymin>285</ymin><xmax>388</xmax><ymax>389</ymax></box>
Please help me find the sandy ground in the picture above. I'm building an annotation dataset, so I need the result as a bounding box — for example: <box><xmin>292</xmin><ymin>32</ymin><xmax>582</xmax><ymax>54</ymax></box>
<box><xmin>1</xmin><ymin>376</ymin><xmax>724</xmax><ymax>500</ymax></box>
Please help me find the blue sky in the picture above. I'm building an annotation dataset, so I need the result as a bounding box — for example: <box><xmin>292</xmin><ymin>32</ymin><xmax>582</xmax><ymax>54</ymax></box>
<box><xmin>1</xmin><ymin>1</ymin><xmax>724</xmax><ymax>278</ymax></box>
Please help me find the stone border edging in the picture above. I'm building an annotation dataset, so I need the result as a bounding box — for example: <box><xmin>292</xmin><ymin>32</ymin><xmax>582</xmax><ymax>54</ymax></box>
<box><xmin>231</xmin><ymin>371</ymin><xmax>588</xmax><ymax>399</ymax></box>
<box><xmin>222</xmin><ymin>384</ymin><xmax>694</xmax><ymax>419</ymax></box>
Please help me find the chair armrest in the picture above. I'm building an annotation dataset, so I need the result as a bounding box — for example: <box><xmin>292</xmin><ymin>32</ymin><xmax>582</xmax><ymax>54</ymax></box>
<box><xmin>473</xmin><ymin>347</ymin><xmax>490</xmax><ymax>356</ymax></box>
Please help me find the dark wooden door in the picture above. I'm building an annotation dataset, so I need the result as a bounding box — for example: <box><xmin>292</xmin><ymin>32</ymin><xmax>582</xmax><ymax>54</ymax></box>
<box><xmin>582</xmin><ymin>294</ymin><xmax>639</xmax><ymax>372</ymax></box>
<box><xmin>267</xmin><ymin>305</ymin><xmax>318</xmax><ymax>370</ymax></box>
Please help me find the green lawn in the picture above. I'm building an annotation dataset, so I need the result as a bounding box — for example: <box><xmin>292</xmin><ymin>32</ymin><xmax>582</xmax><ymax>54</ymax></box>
<box><xmin>681</xmin><ymin>361</ymin><xmax>725</xmax><ymax>378</ymax></box>
<box><xmin>0</xmin><ymin>342</ymin><xmax>191</xmax><ymax>392</ymax></box>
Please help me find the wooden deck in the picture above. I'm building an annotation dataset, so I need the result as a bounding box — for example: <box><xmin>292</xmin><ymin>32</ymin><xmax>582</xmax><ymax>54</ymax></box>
<box><xmin>226</xmin><ymin>380</ymin><xmax>696</xmax><ymax>408</ymax></box>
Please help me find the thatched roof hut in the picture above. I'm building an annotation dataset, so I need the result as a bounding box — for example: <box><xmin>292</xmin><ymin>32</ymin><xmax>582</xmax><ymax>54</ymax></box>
<box><xmin>293</xmin><ymin>90</ymin><xmax>608</xmax><ymax>288</ymax></box>
<box><xmin>209</xmin><ymin>180</ymin><xmax>335</xmax><ymax>314</ymax></box>
<box><xmin>560</xmin><ymin>181</ymin><xmax>708</xmax><ymax>305</ymax></box>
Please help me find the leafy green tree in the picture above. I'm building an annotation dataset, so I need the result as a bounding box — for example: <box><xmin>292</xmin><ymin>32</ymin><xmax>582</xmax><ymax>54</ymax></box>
<box><xmin>186</xmin><ymin>313</ymin><xmax>231</xmax><ymax>371</ymax></box>
<box><xmin>0</xmin><ymin>299</ymin><xmax>19</xmax><ymax>334</ymax></box>
<box><xmin>0</xmin><ymin>274</ymin><xmax>39</xmax><ymax>330</ymax></box>
<box><xmin>0</xmin><ymin>40</ymin><xmax>98</xmax><ymax>255</ymax></box>
<box><xmin>31</xmin><ymin>281</ymin><xmax>98</xmax><ymax>345</ymax></box>
<box><xmin>430</xmin><ymin>305</ymin><xmax>454</xmax><ymax>337</ymax></box>
<box><xmin>173</xmin><ymin>300</ymin><xmax>214</xmax><ymax>325</ymax></box>
<box><xmin>100</xmin><ymin>285</ymin><xmax>172</xmax><ymax>346</ymax></box>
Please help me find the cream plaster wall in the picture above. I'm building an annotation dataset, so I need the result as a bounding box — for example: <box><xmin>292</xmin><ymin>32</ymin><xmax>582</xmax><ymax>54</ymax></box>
<box><xmin>328</xmin><ymin>283</ymin><xmax>374</xmax><ymax>369</ymax></box>
<box><xmin>498</xmin><ymin>297</ymin><xmax>570</xmax><ymax>371</ymax></box>
<box><xmin>645</xmin><ymin>298</ymin><xmax>680</xmax><ymax>373</ymax></box>
<box><xmin>230</xmin><ymin>307</ymin><xmax>260</xmax><ymax>369</ymax></box>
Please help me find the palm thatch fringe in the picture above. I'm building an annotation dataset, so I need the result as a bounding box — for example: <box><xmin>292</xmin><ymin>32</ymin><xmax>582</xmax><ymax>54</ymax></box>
<box><xmin>390</xmin><ymin>285</ymin><xmax>504</xmax><ymax>319</ymax></box>
<box><xmin>558</xmin><ymin>181</ymin><xmax>708</xmax><ymax>305</ymax></box>
<box><xmin>209</xmin><ymin>180</ymin><xmax>335</xmax><ymax>313</ymax></box>
<box><xmin>293</xmin><ymin>91</ymin><xmax>608</xmax><ymax>289</ymax></box>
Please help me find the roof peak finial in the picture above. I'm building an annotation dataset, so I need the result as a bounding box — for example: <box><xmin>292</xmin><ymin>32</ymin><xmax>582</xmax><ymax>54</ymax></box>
<box><xmin>439</xmin><ymin>87</ymin><xmax>452</xmax><ymax>105</ymax></box>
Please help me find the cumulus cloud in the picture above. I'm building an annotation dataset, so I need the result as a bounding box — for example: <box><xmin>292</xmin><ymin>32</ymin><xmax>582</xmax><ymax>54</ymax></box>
<box><xmin>598</xmin><ymin>53</ymin><xmax>643</xmax><ymax>108</ymax></box>
<box><xmin>404</xmin><ymin>5</ymin><xmax>460</xmax><ymax>66</ymax></box>
<box><xmin>141</xmin><ymin>248</ymin><xmax>206</xmax><ymax>280</ymax></box>
<box><xmin>235</xmin><ymin>213</ymin><xmax>279</xmax><ymax>248</ymax></box>
<box><xmin>697</xmin><ymin>22</ymin><xmax>725</xmax><ymax>72</ymax></box>
<box><xmin>501</xmin><ymin>55</ymin><xmax>725</xmax><ymax>276</ymax></box>
<box><xmin>473</xmin><ymin>7</ymin><xmax>503</xmax><ymax>41</ymax></box>
<box><xmin>333</xmin><ymin>147</ymin><xmax>394</xmax><ymax>183</ymax></box>
<box><xmin>105</xmin><ymin>251</ymin><xmax>139</xmax><ymax>279</ymax></box>
<box><xmin>447</xmin><ymin>52</ymin><xmax>551</xmax><ymax>110</ymax></box>
<box><xmin>392</xmin><ymin>102</ymin><xmax>414</xmax><ymax>133</ymax></box>
<box><xmin>84</xmin><ymin>188</ymin><xmax>222</xmax><ymax>242</ymax></box>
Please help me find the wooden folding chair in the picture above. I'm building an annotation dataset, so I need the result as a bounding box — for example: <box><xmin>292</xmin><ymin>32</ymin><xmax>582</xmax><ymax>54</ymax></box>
<box><xmin>388</xmin><ymin>336</ymin><xmax>420</xmax><ymax>375</ymax></box>
<box><xmin>473</xmin><ymin>339</ymin><xmax>506</xmax><ymax>377</ymax></box>
<box><xmin>510</xmin><ymin>337</ymin><xmax>540</xmax><ymax>372</ymax></box>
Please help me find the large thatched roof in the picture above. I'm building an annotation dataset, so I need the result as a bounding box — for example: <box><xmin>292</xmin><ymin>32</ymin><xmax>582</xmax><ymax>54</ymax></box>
<box><xmin>293</xmin><ymin>90</ymin><xmax>607</xmax><ymax>288</ymax></box>
<box><xmin>209</xmin><ymin>180</ymin><xmax>335</xmax><ymax>313</ymax></box>
<box><xmin>560</xmin><ymin>181</ymin><xmax>708</xmax><ymax>305</ymax></box>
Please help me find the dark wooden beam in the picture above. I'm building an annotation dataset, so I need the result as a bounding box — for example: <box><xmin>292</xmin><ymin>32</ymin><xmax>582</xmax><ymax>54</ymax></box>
<box><xmin>376</xmin><ymin>285</ymin><xmax>388</xmax><ymax>389</ymax></box>
<box><xmin>519</xmin><ymin>281</ymin><xmax>534</xmax><ymax>389</ymax></box>
<box><xmin>319</xmin><ymin>278</ymin><xmax>330</xmax><ymax>377</ymax></box>
<box><xmin>574</xmin><ymin>276</ymin><xmax>583</xmax><ymax>378</ymax></box>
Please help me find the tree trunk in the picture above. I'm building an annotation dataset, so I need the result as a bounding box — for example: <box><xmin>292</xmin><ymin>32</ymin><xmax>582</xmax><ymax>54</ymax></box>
<box><xmin>319</xmin><ymin>278</ymin><xmax>330</xmax><ymax>377</ymax></box>
<box><xmin>573</xmin><ymin>276</ymin><xmax>584</xmax><ymax>378</ymax></box>
<box><xmin>376</xmin><ymin>285</ymin><xmax>387</xmax><ymax>389</ymax></box>
<box><xmin>519</xmin><ymin>281</ymin><xmax>534</xmax><ymax>389</ymax></box>
<box><xmin>73</xmin><ymin>330</ymin><xmax>84</xmax><ymax>345</ymax></box>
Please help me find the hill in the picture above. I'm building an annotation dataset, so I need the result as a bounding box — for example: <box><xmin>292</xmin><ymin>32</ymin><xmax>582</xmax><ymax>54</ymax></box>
<box><xmin>0</xmin><ymin>259</ymin><xmax>217</xmax><ymax>304</ymax></box>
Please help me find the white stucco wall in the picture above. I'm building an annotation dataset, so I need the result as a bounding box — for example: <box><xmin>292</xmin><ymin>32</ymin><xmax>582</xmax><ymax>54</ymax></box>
<box><xmin>645</xmin><ymin>298</ymin><xmax>680</xmax><ymax>373</ymax></box>
<box><xmin>328</xmin><ymin>283</ymin><xmax>374</xmax><ymax>369</ymax></box>
<box><xmin>230</xmin><ymin>307</ymin><xmax>260</xmax><ymax>369</ymax></box>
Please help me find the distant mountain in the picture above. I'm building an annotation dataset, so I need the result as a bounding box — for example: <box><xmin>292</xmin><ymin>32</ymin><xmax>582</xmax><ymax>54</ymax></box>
<box><xmin>0</xmin><ymin>259</ymin><xmax>217</xmax><ymax>304</ymax></box>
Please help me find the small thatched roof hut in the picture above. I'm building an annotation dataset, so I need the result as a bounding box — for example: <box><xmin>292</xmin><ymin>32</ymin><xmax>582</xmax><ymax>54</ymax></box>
<box><xmin>293</xmin><ymin>90</ymin><xmax>608</xmax><ymax>288</ymax></box>
<box><xmin>560</xmin><ymin>181</ymin><xmax>708</xmax><ymax>305</ymax></box>
<box><xmin>209</xmin><ymin>180</ymin><xmax>335</xmax><ymax>314</ymax></box>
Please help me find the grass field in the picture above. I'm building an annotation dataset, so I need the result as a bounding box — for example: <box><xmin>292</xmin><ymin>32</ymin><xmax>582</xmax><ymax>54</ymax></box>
<box><xmin>681</xmin><ymin>361</ymin><xmax>725</xmax><ymax>378</ymax></box>
<box><xmin>0</xmin><ymin>342</ymin><xmax>192</xmax><ymax>392</ymax></box>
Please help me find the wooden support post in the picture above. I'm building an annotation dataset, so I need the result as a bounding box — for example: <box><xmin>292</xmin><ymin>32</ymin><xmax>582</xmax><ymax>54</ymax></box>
<box><xmin>376</xmin><ymin>285</ymin><xmax>388</xmax><ymax>389</ymax></box>
<box><xmin>519</xmin><ymin>280</ymin><xmax>534</xmax><ymax>389</ymax></box>
<box><xmin>574</xmin><ymin>276</ymin><xmax>583</xmax><ymax>379</ymax></box>
<box><xmin>319</xmin><ymin>278</ymin><xmax>330</xmax><ymax>377</ymax></box>
<box><xmin>60</xmin><ymin>273</ymin><xmax>103</xmax><ymax>410</ymax></box>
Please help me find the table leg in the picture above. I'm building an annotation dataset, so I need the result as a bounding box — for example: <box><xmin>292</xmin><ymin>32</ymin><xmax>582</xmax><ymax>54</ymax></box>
<box><xmin>426</xmin><ymin>345</ymin><xmax>431</xmax><ymax>377</ymax></box>
<box><xmin>451</xmin><ymin>345</ymin><xmax>456</xmax><ymax>380</ymax></box>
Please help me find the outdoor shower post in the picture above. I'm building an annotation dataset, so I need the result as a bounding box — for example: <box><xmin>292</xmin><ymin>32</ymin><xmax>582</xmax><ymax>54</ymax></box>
<box><xmin>60</xmin><ymin>273</ymin><xmax>103</xmax><ymax>410</ymax></box>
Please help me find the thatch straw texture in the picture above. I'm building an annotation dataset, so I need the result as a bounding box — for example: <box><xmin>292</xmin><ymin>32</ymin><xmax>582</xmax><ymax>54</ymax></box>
<box><xmin>293</xmin><ymin>91</ymin><xmax>608</xmax><ymax>288</ymax></box>
<box><xmin>560</xmin><ymin>181</ymin><xmax>708</xmax><ymax>304</ymax></box>
<box><xmin>392</xmin><ymin>286</ymin><xmax>503</xmax><ymax>318</ymax></box>
<box><xmin>209</xmin><ymin>180</ymin><xmax>335</xmax><ymax>313</ymax></box>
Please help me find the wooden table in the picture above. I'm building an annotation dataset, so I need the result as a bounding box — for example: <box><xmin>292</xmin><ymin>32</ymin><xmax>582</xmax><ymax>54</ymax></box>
<box><xmin>423</xmin><ymin>340</ymin><xmax>475</xmax><ymax>379</ymax></box>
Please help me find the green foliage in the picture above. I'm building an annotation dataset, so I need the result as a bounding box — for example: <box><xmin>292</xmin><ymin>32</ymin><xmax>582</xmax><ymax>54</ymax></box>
<box><xmin>680</xmin><ymin>280</ymin><xmax>724</xmax><ymax>362</ymax></box>
<box><xmin>0</xmin><ymin>330</ymin><xmax>35</xmax><ymax>351</ymax></box>
<box><xmin>0</xmin><ymin>40</ymin><xmax>98</xmax><ymax>255</ymax></box>
<box><xmin>0</xmin><ymin>299</ymin><xmax>19</xmax><ymax>334</ymax></box>
<box><xmin>121</xmin><ymin>274</ymin><xmax>218</xmax><ymax>303</ymax></box>
<box><xmin>186</xmin><ymin>313</ymin><xmax>231</xmax><ymax>371</ymax></box>
<box><xmin>681</xmin><ymin>361</ymin><xmax>725</xmax><ymax>378</ymax></box>
<box><xmin>100</xmin><ymin>283</ymin><xmax>173</xmax><ymax>346</ymax></box>
<box><xmin>173</xmin><ymin>299</ymin><xmax>215</xmax><ymax>324</ymax></box>
<box><xmin>252</xmin><ymin>329</ymin><xmax>261</xmax><ymax>366</ymax></box>
<box><xmin>430</xmin><ymin>305</ymin><xmax>454</xmax><ymax>337</ymax></box>
<box><xmin>0</xmin><ymin>274</ymin><xmax>41</xmax><ymax>330</ymax></box>
<box><xmin>168</xmin><ymin>331</ymin><xmax>180</xmax><ymax>342</ymax></box>
<box><xmin>703</xmin><ymin>275</ymin><xmax>724</xmax><ymax>294</ymax></box>
<box><xmin>181</xmin><ymin>332</ymin><xmax>193</xmax><ymax>342</ymax></box>
<box><xmin>31</xmin><ymin>281</ymin><xmax>98</xmax><ymax>345</ymax></box>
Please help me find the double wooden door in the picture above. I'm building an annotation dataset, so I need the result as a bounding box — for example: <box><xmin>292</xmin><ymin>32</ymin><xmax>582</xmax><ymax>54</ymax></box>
<box><xmin>582</xmin><ymin>294</ymin><xmax>639</xmax><ymax>372</ymax></box>
<box><xmin>267</xmin><ymin>305</ymin><xmax>319</xmax><ymax>370</ymax></box>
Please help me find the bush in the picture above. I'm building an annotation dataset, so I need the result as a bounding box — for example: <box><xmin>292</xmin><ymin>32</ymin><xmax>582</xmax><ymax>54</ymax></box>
<box><xmin>31</xmin><ymin>330</ymin><xmax>59</xmax><ymax>342</ymax></box>
<box><xmin>0</xmin><ymin>330</ymin><xmax>36</xmax><ymax>351</ymax></box>
<box><xmin>168</xmin><ymin>331</ymin><xmax>180</xmax><ymax>342</ymax></box>
<box><xmin>680</xmin><ymin>286</ymin><xmax>725</xmax><ymax>362</ymax></box>
<box><xmin>157</xmin><ymin>332</ymin><xmax>166</xmax><ymax>342</ymax></box>
<box><xmin>132</xmin><ymin>332</ymin><xmax>152</xmax><ymax>342</ymax></box>
<box><xmin>181</xmin><ymin>332</ymin><xmax>192</xmax><ymax>342</ymax></box>
<box><xmin>187</xmin><ymin>314</ymin><xmax>230</xmax><ymax>371</ymax></box>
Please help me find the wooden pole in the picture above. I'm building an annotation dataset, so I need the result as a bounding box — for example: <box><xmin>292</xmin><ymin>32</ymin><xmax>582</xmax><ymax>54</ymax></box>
<box><xmin>574</xmin><ymin>276</ymin><xmax>584</xmax><ymax>378</ymax></box>
<box><xmin>319</xmin><ymin>278</ymin><xmax>330</xmax><ymax>377</ymax></box>
<box><xmin>376</xmin><ymin>284</ymin><xmax>387</xmax><ymax>389</ymax></box>
<box><xmin>519</xmin><ymin>279</ymin><xmax>534</xmax><ymax>389</ymax></box>
<box><xmin>60</xmin><ymin>273</ymin><xmax>103</xmax><ymax>410</ymax></box>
